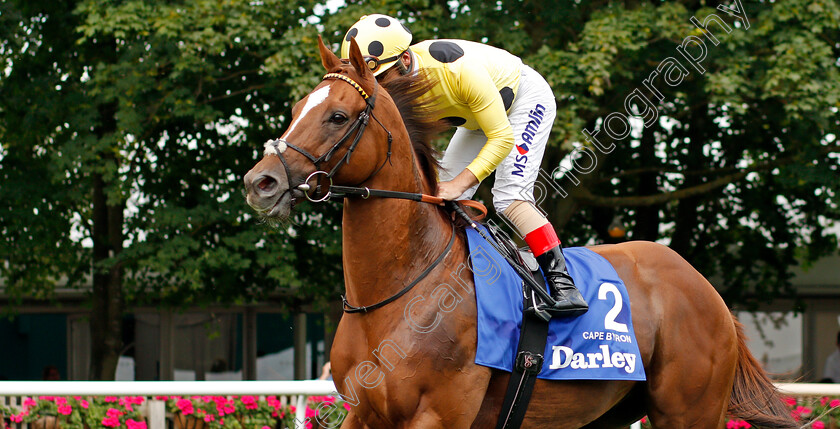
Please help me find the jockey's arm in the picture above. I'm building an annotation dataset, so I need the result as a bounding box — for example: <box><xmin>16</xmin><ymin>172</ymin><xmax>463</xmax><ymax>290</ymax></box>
<box><xmin>437</xmin><ymin>169</ymin><xmax>479</xmax><ymax>200</ymax></box>
<box><xmin>437</xmin><ymin>63</ymin><xmax>515</xmax><ymax>199</ymax></box>
<box><xmin>458</xmin><ymin>62</ymin><xmax>515</xmax><ymax>182</ymax></box>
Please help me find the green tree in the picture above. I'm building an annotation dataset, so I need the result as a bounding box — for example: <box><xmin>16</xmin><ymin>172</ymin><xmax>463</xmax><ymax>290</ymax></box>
<box><xmin>0</xmin><ymin>0</ymin><xmax>343</xmax><ymax>379</ymax></box>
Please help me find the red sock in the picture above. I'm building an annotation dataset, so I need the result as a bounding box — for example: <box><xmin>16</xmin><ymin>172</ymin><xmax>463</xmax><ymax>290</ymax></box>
<box><xmin>524</xmin><ymin>223</ymin><xmax>561</xmax><ymax>257</ymax></box>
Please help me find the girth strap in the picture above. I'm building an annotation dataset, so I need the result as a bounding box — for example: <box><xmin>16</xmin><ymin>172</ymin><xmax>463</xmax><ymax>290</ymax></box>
<box><xmin>496</xmin><ymin>268</ymin><xmax>551</xmax><ymax>429</ymax></box>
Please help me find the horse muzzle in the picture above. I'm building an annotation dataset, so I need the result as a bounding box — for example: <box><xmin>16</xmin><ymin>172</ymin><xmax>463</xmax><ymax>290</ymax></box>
<box><xmin>243</xmin><ymin>168</ymin><xmax>295</xmax><ymax>219</ymax></box>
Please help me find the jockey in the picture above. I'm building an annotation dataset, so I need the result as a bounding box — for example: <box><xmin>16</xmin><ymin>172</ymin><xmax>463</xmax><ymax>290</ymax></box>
<box><xmin>341</xmin><ymin>14</ymin><xmax>587</xmax><ymax>317</ymax></box>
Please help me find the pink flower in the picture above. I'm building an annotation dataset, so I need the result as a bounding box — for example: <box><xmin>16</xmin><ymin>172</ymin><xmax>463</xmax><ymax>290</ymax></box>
<box><xmin>23</xmin><ymin>398</ymin><xmax>37</xmax><ymax>408</ymax></box>
<box><xmin>783</xmin><ymin>397</ymin><xmax>797</xmax><ymax>407</ymax></box>
<box><xmin>107</xmin><ymin>408</ymin><xmax>124</xmax><ymax>418</ymax></box>
<box><xmin>11</xmin><ymin>412</ymin><xmax>27</xmax><ymax>423</ymax></box>
<box><xmin>242</xmin><ymin>396</ymin><xmax>258</xmax><ymax>410</ymax></box>
<box><xmin>343</xmin><ymin>403</ymin><xmax>351</xmax><ymax>411</ymax></box>
<box><xmin>154</xmin><ymin>396</ymin><xmax>169</xmax><ymax>401</ymax></box>
<box><xmin>203</xmin><ymin>415</ymin><xmax>215</xmax><ymax>423</ymax></box>
<box><xmin>726</xmin><ymin>419</ymin><xmax>751</xmax><ymax>429</ymax></box>
<box><xmin>126</xmin><ymin>419</ymin><xmax>147</xmax><ymax>429</ymax></box>
<box><xmin>176</xmin><ymin>399</ymin><xmax>194</xmax><ymax>415</ymax></box>
<box><xmin>55</xmin><ymin>397</ymin><xmax>67</xmax><ymax>406</ymax></box>
<box><xmin>80</xmin><ymin>400</ymin><xmax>90</xmax><ymax>409</ymax></box>
<box><xmin>102</xmin><ymin>416</ymin><xmax>121</xmax><ymax>427</ymax></box>
<box><xmin>105</xmin><ymin>396</ymin><xmax>119</xmax><ymax>403</ymax></box>
<box><xmin>812</xmin><ymin>421</ymin><xmax>825</xmax><ymax>429</ymax></box>
<box><xmin>58</xmin><ymin>405</ymin><xmax>72</xmax><ymax>415</ymax></box>
<box><xmin>830</xmin><ymin>399</ymin><xmax>840</xmax><ymax>408</ymax></box>
<box><xmin>790</xmin><ymin>405</ymin><xmax>812</xmax><ymax>422</ymax></box>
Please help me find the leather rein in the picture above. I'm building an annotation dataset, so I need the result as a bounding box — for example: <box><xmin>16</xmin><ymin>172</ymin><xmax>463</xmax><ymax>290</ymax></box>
<box><xmin>264</xmin><ymin>71</ymin><xmax>486</xmax><ymax>314</ymax></box>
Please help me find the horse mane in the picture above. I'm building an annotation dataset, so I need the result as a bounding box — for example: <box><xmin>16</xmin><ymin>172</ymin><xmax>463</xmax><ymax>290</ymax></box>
<box><xmin>379</xmin><ymin>71</ymin><xmax>448</xmax><ymax>193</ymax></box>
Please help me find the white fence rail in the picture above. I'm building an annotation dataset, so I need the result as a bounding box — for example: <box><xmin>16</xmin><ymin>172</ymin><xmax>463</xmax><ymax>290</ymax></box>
<box><xmin>1</xmin><ymin>381</ymin><xmax>838</xmax><ymax>429</ymax></box>
<box><xmin>776</xmin><ymin>382</ymin><xmax>840</xmax><ymax>396</ymax></box>
<box><xmin>0</xmin><ymin>380</ymin><xmax>338</xmax><ymax>429</ymax></box>
<box><xmin>0</xmin><ymin>380</ymin><xmax>338</xmax><ymax>397</ymax></box>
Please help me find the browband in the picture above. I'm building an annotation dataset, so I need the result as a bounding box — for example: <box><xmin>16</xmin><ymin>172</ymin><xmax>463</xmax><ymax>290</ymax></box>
<box><xmin>323</xmin><ymin>72</ymin><xmax>369</xmax><ymax>100</ymax></box>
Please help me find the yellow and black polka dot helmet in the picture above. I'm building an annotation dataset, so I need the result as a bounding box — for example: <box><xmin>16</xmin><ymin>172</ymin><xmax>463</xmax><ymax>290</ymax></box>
<box><xmin>340</xmin><ymin>14</ymin><xmax>412</xmax><ymax>76</ymax></box>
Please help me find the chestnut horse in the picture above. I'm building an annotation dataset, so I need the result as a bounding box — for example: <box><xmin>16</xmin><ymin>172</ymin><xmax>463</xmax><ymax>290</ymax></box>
<box><xmin>244</xmin><ymin>37</ymin><xmax>796</xmax><ymax>429</ymax></box>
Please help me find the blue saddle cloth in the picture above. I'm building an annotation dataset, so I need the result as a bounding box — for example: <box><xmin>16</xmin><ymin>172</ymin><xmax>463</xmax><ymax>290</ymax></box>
<box><xmin>467</xmin><ymin>226</ymin><xmax>646</xmax><ymax>381</ymax></box>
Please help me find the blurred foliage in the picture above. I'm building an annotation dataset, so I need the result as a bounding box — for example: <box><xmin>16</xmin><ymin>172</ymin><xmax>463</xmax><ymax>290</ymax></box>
<box><xmin>1</xmin><ymin>0</ymin><xmax>839</xmax><ymax>375</ymax></box>
<box><xmin>0</xmin><ymin>0</ymin><xmax>344</xmax><ymax>311</ymax></box>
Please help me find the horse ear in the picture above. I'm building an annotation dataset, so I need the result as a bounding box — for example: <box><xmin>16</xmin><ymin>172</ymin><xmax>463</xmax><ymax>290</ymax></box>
<box><xmin>346</xmin><ymin>37</ymin><xmax>373</xmax><ymax>81</ymax></box>
<box><xmin>318</xmin><ymin>35</ymin><xmax>341</xmax><ymax>71</ymax></box>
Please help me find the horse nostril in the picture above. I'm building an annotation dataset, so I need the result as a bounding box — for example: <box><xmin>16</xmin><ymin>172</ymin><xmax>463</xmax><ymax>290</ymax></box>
<box><xmin>256</xmin><ymin>175</ymin><xmax>277</xmax><ymax>193</ymax></box>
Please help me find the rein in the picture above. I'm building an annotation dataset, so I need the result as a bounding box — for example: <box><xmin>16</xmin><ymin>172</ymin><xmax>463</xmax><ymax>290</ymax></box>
<box><xmin>328</xmin><ymin>185</ymin><xmax>488</xmax><ymax>220</ymax></box>
<box><xmin>266</xmin><ymin>71</ymin><xmax>487</xmax><ymax>314</ymax></box>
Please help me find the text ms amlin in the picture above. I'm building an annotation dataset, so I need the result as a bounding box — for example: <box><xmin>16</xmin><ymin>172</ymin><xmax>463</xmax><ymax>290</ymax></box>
<box><xmin>512</xmin><ymin>104</ymin><xmax>546</xmax><ymax>177</ymax></box>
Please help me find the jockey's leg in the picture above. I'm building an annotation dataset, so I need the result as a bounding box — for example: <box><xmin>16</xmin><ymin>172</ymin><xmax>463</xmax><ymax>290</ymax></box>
<box><xmin>495</xmin><ymin>64</ymin><xmax>586</xmax><ymax>317</ymax></box>
<box><xmin>504</xmin><ymin>201</ymin><xmax>588</xmax><ymax>316</ymax></box>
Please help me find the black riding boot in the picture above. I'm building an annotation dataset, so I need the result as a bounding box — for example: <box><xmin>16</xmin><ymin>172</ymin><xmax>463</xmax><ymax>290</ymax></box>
<box><xmin>535</xmin><ymin>246</ymin><xmax>588</xmax><ymax>317</ymax></box>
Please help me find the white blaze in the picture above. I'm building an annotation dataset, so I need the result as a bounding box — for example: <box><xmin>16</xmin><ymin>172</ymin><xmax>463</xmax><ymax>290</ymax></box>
<box><xmin>284</xmin><ymin>85</ymin><xmax>330</xmax><ymax>137</ymax></box>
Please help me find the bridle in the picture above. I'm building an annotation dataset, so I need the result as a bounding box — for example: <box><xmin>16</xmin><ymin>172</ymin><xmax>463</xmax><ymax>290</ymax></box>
<box><xmin>262</xmin><ymin>70</ymin><xmax>487</xmax><ymax>314</ymax></box>
<box><xmin>264</xmin><ymin>72</ymin><xmax>394</xmax><ymax>206</ymax></box>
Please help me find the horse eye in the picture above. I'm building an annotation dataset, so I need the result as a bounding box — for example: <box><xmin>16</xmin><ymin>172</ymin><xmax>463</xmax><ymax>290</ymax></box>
<box><xmin>329</xmin><ymin>112</ymin><xmax>348</xmax><ymax>125</ymax></box>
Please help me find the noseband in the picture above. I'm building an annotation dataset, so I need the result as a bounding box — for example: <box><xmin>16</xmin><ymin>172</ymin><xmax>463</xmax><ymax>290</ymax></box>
<box><xmin>264</xmin><ymin>72</ymin><xmax>393</xmax><ymax>206</ymax></box>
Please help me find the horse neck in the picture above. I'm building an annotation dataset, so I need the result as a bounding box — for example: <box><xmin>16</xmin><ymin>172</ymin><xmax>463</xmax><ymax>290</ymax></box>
<box><xmin>340</xmin><ymin>148</ymin><xmax>453</xmax><ymax>309</ymax></box>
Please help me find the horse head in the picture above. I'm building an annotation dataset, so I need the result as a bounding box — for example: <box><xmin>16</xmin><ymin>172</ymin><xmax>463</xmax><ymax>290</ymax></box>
<box><xmin>244</xmin><ymin>36</ymin><xmax>395</xmax><ymax>220</ymax></box>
